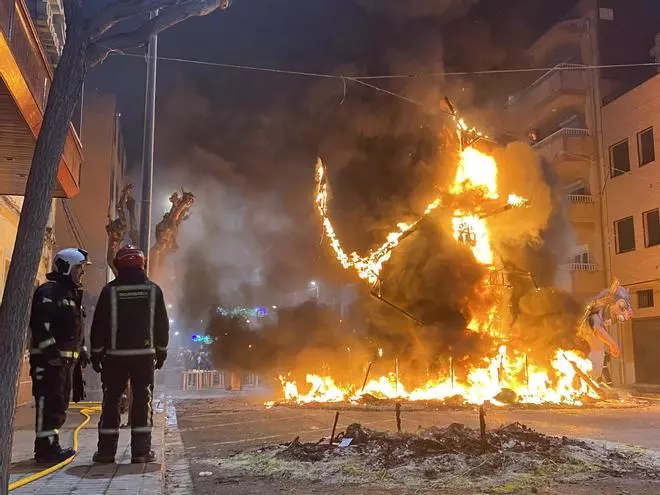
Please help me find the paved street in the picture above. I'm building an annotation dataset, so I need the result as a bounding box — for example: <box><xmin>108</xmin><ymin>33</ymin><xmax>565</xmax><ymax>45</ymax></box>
<box><xmin>9</xmin><ymin>399</ymin><xmax>166</xmax><ymax>494</ymax></box>
<box><xmin>172</xmin><ymin>393</ymin><xmax>660</xmax><ymax>494</ymax></box>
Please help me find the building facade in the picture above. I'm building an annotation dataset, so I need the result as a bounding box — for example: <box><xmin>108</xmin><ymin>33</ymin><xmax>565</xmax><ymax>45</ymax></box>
<box><xmin>602</xmin><ymin>73</ymin><xmax>660</xmax><ymax>386</ymax></box>
<box><xmin>55</xmin><ymin>92</ymin><xmax>126</xmax><ymax>301</ymax></box>
<box><xmin>502</xmin><ymin>4</ymin><xmax>608</xmax><ymax>302</ymax></box>
<box><xmin>501</xmin><ymin>0</ymin><xmax>660</xmax><ymax>387</ymax></box>
<box><xmin>0</xmin><ymin>0</ymin><xmax>85</xmax><ymax>405</ymax></box>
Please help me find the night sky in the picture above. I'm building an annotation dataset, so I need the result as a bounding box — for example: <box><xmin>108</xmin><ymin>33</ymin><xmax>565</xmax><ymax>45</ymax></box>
<box><xmin>84</xmin><ymin>0</ymin><xmax>580</xmax><ymax>315</ymax></box>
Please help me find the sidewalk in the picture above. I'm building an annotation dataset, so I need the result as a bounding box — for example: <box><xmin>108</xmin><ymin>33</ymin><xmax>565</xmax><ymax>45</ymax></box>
<box><xmin>9</xmin><ymin>400</ymin><xmax>166</xmax><ymax>494</ymax></box>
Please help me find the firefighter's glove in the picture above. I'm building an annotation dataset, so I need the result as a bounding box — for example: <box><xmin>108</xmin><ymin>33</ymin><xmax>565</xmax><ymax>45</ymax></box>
<box><xmin>155</xmin><ymin>349</ymin><xmax>167</xmax><ymax>370</ymax></box>
<box><xmin>91</xmin><ymin>353</ymin><xmax>104</xmax><ymax>374</ymax></box>
<box><xmin>79</xmin><ymin>348</ymin><xmax>90</xmax><ymax>368</ymax></box>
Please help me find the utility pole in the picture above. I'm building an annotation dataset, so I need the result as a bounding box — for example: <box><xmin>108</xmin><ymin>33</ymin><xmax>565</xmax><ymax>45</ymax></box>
<box><xmin>139</xmin><ymin>9</ymin><xmax>159</xmax><ymax>275</ymax></box>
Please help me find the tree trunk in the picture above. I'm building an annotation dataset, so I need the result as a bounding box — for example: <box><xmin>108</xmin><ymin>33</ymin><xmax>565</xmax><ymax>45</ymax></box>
<box><xmin>0</xmin><ymin>1</ymin><xmax>87</xmax><ymax>491</ymax></box>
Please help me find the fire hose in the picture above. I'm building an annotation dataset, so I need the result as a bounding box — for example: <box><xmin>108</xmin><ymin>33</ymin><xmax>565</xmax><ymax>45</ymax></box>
<box><xmin>8</xmin><ymin>402</ymin><xmax>102</xmax><ymax>492</ymax></box>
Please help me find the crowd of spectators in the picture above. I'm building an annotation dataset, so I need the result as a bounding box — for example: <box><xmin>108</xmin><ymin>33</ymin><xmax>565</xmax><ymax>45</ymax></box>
<box><xmin>176</xmin><ymin>348</ymin><xmax>214</xmax><ymax>370</ymax></box>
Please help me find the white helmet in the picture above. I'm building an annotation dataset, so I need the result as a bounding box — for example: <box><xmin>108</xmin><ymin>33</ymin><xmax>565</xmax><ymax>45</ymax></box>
<box><xmin>52</xmin><ymin>248</ymin><xmax>91</xmax><ymax>276</ymax></box>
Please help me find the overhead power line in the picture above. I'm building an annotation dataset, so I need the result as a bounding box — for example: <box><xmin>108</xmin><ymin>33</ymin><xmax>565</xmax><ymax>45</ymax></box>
<box><xmin>117</xmin><ymin>52</ymin><xmax>660</xmax><ymax>80</ymax></box>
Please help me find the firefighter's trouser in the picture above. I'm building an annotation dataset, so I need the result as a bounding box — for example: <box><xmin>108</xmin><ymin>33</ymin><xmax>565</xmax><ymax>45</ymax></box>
<box><xmin>30</xmin><ymin>357</ymin><xmax>74</xmax><ymax>455</ymax></box>
<box><xmin>97</xmin><ymin>355</ymin><xmax>154</xmax><ymax>457</ymax></box>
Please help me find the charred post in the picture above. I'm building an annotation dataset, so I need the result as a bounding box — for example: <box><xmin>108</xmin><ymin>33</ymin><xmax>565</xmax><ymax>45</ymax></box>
<box><xmin>479</xmin><ymin>405</ymin><xmax>486</xmax><ymax>453</ymax></box>
<box><xmin>329</xmin><ymin>411</ymin><xmax>340</xmax><ymax>445</ymax></box>
<box><xmin>525</xmin><ymin>354</ymin><xmax>529</xmax><ymax>387</ymax></box>
<box><xmin>450</xmin><ymin>356</ymin><xmax>455</xmax><ymax>390</ymax></box>
<box><xmin>395</xmin><ymin>402</ymin><xmax>401</xmax><ymax>433</ymax></box>
<box><xmin>395</xmin><ymin>358</ymin><xmax>399</xmax><ymax>396</ymax></box>
<box><xmin>360</xmin><ymin>362</ymin><xmax>373</xmax><ymax>395</ymax></box>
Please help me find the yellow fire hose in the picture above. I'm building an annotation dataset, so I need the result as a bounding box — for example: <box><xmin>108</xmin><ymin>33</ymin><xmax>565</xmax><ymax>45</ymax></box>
<box><xmin>8</xmin><ymin>402</ymin><xmax>102</xmax><ymax>492</ymax></box>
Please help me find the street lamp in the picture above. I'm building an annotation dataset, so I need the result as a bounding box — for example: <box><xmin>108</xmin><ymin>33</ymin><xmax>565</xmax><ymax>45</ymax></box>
<box><xmin>174</xmin><ymin>331</ymin><xmax>180</xmax><ymax>336</ymax></box>
<box><xmin>309</xmin><ymin>280</ymin><xmax>319</xmax><ymax>300</ymax></box>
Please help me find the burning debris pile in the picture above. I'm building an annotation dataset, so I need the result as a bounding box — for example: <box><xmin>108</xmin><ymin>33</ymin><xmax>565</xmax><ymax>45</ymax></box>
<box><xmin>216</xmin><ymin>422</ymin><xmax>660</xmax><ymax>493</ymax></box>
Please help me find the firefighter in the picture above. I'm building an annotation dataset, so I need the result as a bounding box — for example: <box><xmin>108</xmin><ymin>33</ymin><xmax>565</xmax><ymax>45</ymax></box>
<box><xmin>90</xmin><ymin>245</ymin><xmax>169</xmax><ymax>464</ymax></box>
<box><xmin>29</xmin><ymin>248</ymin><xmax>90</xmax><ymax>463</ymax></box>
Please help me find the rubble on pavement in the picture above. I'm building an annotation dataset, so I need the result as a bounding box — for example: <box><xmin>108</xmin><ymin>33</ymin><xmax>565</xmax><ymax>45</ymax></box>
<box><xmin>212</xmin><ymin>422</ymin><xmax>660</xmax><ymax>493</ymax></box>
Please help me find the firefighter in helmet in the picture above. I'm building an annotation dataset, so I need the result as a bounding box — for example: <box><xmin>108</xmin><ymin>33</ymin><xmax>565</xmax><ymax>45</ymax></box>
<box><xmin>90</xmin><ymin>245</ymin><xmax>169</xmax><ymax>463</ymax></box>
<box><xmin>30</xmin><ymin>248</ymin><xmax>91</xmax><ymax>462</ymax></box>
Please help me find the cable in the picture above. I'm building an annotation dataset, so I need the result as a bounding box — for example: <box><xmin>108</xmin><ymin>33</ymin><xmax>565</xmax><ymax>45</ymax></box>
<box><xmin>348</xmin><ymin>77</ymin><xmax>451</xmax><ymax>114</ymax></box>
<box><xmin>60</xmin><ymin>200</ymin><xmax>85</xmax><ymax>248</ymax></box>
<box><xmin>115</xmin><ymin>52</ymin><xmax>660</xmax><ymax>80</ymax></box>
<box><xmin>8</xmin><ymin>403</ymin><xmax>102</xmax><ymax>492</ymax></box>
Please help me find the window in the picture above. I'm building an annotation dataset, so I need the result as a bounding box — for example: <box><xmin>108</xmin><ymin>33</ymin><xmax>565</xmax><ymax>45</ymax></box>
<box><xmin>571</xmin><ymin>245</ymin><xmax>590</xmax><ymax>264</ymax></box>
<box><xmin>638</xmin><ymin>127</ymin><xmax>655</xmax><ymax>166</ymax></box>
<box><xmin>610</xmin><ymin>139</ymin><xmax>630</xmax><ymax>177</ymax></box>
<box><xmin>567</xmin><ymin>180</ymin><xmax>590</xmax><ymax>196</ymax></box>
<box><xmin>638</xmin><ymin>289</ymin><xmax>654</xmax><ymax>309</ymax></box>
<box><xmin>644</xmin><ymin>209</ymin><xmax>660</xmax><ymax>247</ymax></box>
<box><xmin>615</xmin><ymin>216</ymin><xmax>635</xmax><ymax>253</ymax></box>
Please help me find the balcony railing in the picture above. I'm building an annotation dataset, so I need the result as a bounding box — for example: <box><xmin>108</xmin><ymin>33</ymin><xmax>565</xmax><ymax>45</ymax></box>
<box><xmin>533</xmin><ymin>127</ymin><xmax>589</xmax><ymax>148</ymax></box>
<box><xmin>567</xmin><ymin>194</ymin><xmax>594</xmax><ymax>204</ymax></box>
<box><xmin>568</xmin><ymin>262</ymin><xmax>597</xmax><ymax>272</ymax></box>
<box><xmin>506</xmin><ymin>63</ymin><xmax>587</xmax><ymax>109</ymax></box>
<box><xmin>0</xmin><ymin>1</ymin><xmax>52</xmax><ymax>112</ymax></box>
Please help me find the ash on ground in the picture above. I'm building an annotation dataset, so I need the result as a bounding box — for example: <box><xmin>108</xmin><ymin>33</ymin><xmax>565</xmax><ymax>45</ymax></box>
<box><xmin>214</xmin><ymin>422</ymin><xmax>660</xmax><ymax>493</ymax></box>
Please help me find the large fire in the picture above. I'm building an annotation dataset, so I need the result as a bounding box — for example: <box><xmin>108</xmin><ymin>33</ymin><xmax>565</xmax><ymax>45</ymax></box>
<box><xmin>278</xmin><ymin>116</ymin><xmax>599</xmax><ymax>407</ymax></box>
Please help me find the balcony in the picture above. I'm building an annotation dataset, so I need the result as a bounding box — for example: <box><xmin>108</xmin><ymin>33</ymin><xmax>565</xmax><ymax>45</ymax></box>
<box><xmin>568</xmin><ymin>262</ymin><xmax>597</xmax><ymax>272</ymax></box>
<box><xmin>533</xmin><ymin>127</ymin><xmax>592</xmax><ymax>163</ymax></box>
<box><xmin>528</xmin><ymin>19</ymin><xmax>584</xmax><ymax>66</ymax></box>
<box><xmin>565</xmin><ymin>263</ymin><xmax>604</xmax><ymax>297</ymax></box>
<box><xmin>567</xmin><ymin>194</ymin><xmax>596</xmax><ymax>224</ymax></box>
<box><xmin>505</xmin><ymin>64</ymin><xmax>588</xmax><ymax>131</ymax></box>
<box><xmin>0</xmin><ymin>0</ymin><xmax>81</xmax><ymax>197</ymax></box>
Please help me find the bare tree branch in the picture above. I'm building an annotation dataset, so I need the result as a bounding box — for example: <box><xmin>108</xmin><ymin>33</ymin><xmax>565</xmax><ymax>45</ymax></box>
<box><xmin>87</xmin><ymin>0</ymin><xmax>230</xmax><ymax>67</ymax></box>
<box><xmin>88</xmin><ymin>0</ymin><xmax>181</xmax><ymax>41</ymax></box>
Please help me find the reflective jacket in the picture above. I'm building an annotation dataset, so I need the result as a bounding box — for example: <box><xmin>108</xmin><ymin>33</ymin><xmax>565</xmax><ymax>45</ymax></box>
<box><xmin>29</xmin><ymin>273</ymin><xmax>86</xmax><ymax>358</ymax></box>
<box><xmin>90</xmin><ymin>268</ymin><xmax>169</xmax><ymax>358</ymax></box>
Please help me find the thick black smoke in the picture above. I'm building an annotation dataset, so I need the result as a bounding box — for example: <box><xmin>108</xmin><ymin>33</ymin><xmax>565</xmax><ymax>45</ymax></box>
<box><xmin>89</xmin><ymin>1</ymin><xmax>588</xmax><ymax>377</ymax></box>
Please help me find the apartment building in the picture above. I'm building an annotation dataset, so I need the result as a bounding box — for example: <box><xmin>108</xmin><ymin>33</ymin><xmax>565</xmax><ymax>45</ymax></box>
<box><xmin>55</xmin><ymin>92</ymin><xmax>127</xmax><ymax>301</ymax></box>
<box><xmin>502</xmin><ymin>7</ymin><xmax>607</xmax><ymax>302</ymax></box>
<box><xmin>501</xmin><ymin>0</ymin><xmax>660</xmax><ymax>387</ymax></box>
<box><xmin>602</xmin><ymin>73</ymin><xmax>660</xmax><ymax>386</ymax></box>
<box><xmin>0</xmin><ymin>0</ymin><xmax>85</xmax><ymax>405</ymax></box>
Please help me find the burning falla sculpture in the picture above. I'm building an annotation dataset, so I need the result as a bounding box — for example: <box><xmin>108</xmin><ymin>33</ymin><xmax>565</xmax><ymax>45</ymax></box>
<box><xmin>579</xmin><ymin>279</ymin><xmax>633</xmax><ymax>380</ymax></box>
<box><xmin>105</xmin><ymin>183</ymin><xmax>138</xmax><ymax>276</ymax></box>
<box><xmin>276</xmin><ymin>111</ymin><xmax>629</xmax><ymax>408</ymax></box>
<box><xmin>149</xmin><ymin>189</ymin><xmax>195</xmax><ymax>271</ymax></box>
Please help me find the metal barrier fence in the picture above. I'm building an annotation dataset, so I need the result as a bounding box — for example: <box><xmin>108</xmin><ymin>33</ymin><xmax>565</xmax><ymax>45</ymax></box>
<box><xmin>181</xmin><ymin>370</ymin><xmax>259</xmax><ymax>391</ymax></box>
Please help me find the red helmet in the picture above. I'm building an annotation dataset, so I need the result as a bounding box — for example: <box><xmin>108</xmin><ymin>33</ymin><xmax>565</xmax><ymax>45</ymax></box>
<box><xmin>114</xmin><ymin>245</ymin><xmax>146</xmax><ymax>270</ymax></box>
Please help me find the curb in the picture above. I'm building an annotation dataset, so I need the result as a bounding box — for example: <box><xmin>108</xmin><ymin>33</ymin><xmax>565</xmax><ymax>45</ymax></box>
<box><xmin>163</xmin><ymin>398</ymin><xmax>194</xmax><ymax>494</ymax></box>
